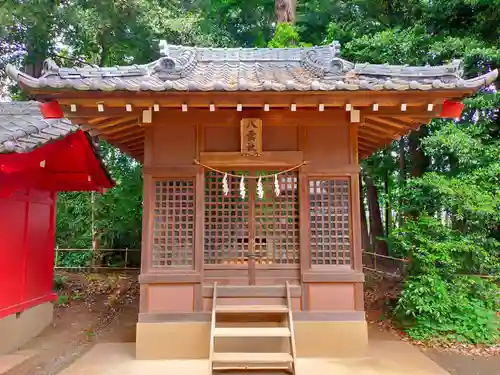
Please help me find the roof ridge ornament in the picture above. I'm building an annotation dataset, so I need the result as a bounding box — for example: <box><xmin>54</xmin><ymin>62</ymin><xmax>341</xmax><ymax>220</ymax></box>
<box><xmin>330</xmin><ymin>40</ymin><xmax>341</xmax><ymax>58</ymax></box>
<box><xmin>302</xmin><ymin>41</ymin><xmax>353</xmax><ymax>78</ymax></box>
<box><xmin>154</xmin><ymin>41</ymin><xmax>197</xmax><ymax>80</ymax></box>
<box><xmin>451</xmin><ymin>59</ymin><xmax>465</xmax><ymax>78</ymax></box>
<box><xmin>41</xmin><ymin>58</ymin><xmax>60</xmax><ymax>75</ymax></box>
<box><xmin>159</xmin><ymin>40</ymin><xmax>169</xmax><ymax>56</ymax></box>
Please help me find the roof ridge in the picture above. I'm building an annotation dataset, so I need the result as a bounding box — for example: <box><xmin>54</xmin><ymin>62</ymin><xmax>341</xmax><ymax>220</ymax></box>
<box><xmin>5</xmin><ymin>43</ymin><xmax>497</xmax><ymax>93</ymax></box>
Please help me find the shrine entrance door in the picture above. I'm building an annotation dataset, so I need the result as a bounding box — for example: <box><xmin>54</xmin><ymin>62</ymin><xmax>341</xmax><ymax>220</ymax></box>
<box><xmin>203</xmin><ymin>170</ymin><xmax>300</xmax><ymax>285</ymax></box>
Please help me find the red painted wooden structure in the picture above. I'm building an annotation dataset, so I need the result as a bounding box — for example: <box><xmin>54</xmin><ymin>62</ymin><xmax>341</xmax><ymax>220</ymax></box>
<box><xmin>0</xmin><ymin>129</ymin><xmax>113</xmax><ymax>319</ymax></box>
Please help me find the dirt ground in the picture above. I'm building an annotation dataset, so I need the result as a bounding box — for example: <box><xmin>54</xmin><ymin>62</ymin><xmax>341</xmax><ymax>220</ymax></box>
<box><xmin>3</xmin><ymin>272</ymin><xmax>138</xmax><ymax>375</ymax></box>
<box><xmin>3</xmin><ymin>271</ymin><xmax>498</xmax><ymax>375</ymax></box>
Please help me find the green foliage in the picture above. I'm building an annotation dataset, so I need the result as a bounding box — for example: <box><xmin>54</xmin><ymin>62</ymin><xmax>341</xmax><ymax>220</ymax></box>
<box><xmin>395</xmin><ymin>273</ymin><xmax>499</xmax><ymax>343</ymax></box>
<box><xmin>267</xmin><ymin>23</ymin><xmax>311</xmax><ymax>48</ymax></box>
<box><xmin>56</xmin><ymin>250</ymin><xmax>93</xmax><ymax>268</ymax></box>
<box><xmin>389</xmin><ymin>93</ymin><xmax>500</xmax><ymax>343</ymax></box>
<box><xmin>53</xmin><ymin>275</ymin><xmax>66</xmax><ymax>291</ymax></box>
<box><xmin>55</xmin><ymin>295</ymin><xmax>69</xmax><ymax>306</ymax></box>
<box><xmin>55</xmin><ymin>142</ymin><xmax>143</xmax><ymax>267</ymax></box>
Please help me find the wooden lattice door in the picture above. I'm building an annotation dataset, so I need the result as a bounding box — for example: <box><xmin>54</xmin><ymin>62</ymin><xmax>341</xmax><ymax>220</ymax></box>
<box><xmin>204</xmin><ymin>170</ymin><xmax>300</xmax><ymax>284</ymax></box>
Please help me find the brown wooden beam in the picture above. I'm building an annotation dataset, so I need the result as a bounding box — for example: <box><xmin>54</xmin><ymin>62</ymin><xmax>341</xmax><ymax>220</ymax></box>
<box><xmin>97</xmin><ymin>121</ymin><xmax>139</xmax><ymax>135</ymax></box>
<box><xmin>361</xmin><ymin>104</ymin><xmax>443</xmax><ymax>118</ymax></box>
<box><xmin>105</xmin><ymin>127</ymin><xmax>144</xmax><ymax>140</ymax></box>
<box><xmin>92</xmin><ymin>116</ymin><xmax>138</xmax><ymax>130</ymax></box>
<box><xmin>126</xmin><ymin>139</ymin><xmax>145</xmax><ymax>148</ymax></box>
<box><xmin>34</xmin><ymin>89</ymin><xmax>471</xmax><ymax>109</ymax></box>
<box><xmin>361</xmin><ymin>122</ymin><xmax>400</xmax><ymax>137</ymax></box>
<box><xmin>357</xmin><ymin>136</ymin><xmax>381</xmax><ymax>147</ymax></box>
<box><xmin>358</xmin><ymin>126</ymin><xmax>392</xmax><ymax>141</ymax></box>
<box><xmin>365</xmin><ymin>116</ymin><xmax>417</xmax><ymax>130</ymax></box>
<box><xmin>364</xmin><ymin>118</ymin><xmax>413</xmax><ymax>135</ymax></box>
<box><xmin>109</xmin><ymin>132</ymin><xmax>145</xmax><ymax>144</ymax></box>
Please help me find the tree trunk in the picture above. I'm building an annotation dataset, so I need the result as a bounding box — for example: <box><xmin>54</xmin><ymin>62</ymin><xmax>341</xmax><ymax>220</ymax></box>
<box><xmin>408</xmin><ymin>126</ymin><xmax>430</xmax><ymax>178</ymax></box>
<box><xmin>449</xmin><ymin>153</ymin><xmax>463</xmax><ymax>230</ymax></box>
<box><xmin>98</xmin><ymin>34</ymin><xmax>109</xmax><ymax>68</ymax></box>
<box><xmin>384</xmin><ymin>169</ymin><xmax>391</xmax><ymax>236</ymax></box>
<box><xmin>398</xmin><ymin>136</ymin><xmax>406</xmax><ymax>227</ymax></box>
<box><xmin>365</xmin><ymin>174</ymin><xmax>389</xmax><ymax>255</ymax></box>
<box><xmin>275</xmin><ymin>0</ymin><xmax>296</xmax><ymax>23</ymax></box>
<box><xmin>359</xmin><ymin>174</ymin><xmax>371</xmax><ymax>252</ymax></box>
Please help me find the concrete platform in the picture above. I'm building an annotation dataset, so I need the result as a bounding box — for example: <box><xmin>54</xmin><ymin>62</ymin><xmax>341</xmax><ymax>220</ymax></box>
<box><xmin>0</xmin><ymin>350</ymin><xmax>35</xmax><ymax>374</ymax></box>
<box><xmin>58</xmin><ymin>341</ymin><xmax>450</xmax><ymax>375</ymax></box>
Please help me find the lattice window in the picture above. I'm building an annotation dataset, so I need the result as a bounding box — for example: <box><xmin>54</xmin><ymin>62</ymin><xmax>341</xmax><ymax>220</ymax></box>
<box><xmin>254</xmin><ymin>172</ymin><xmax>300</xmax><ymax>264</ymax></box>
<box><xmin>204</xmin><ymin>171</ymin><xmax>249</xmax><ymax>264</ymax></box>
<box><xmin>309</xmin><ymin>179</ymin><xmax>351</xmax><ymax>266</ymax></box>
<box><xmin>152</xmin><ymin>179</ymin><xmax>195</xmax><ymax>268</ymax></box>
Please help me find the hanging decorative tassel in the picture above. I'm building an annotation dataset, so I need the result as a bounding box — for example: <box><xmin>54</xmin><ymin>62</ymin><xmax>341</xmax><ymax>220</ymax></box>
<box><xmin>257</xmin><ymin>176</ymin><xmax>264</xmax><ymax>199</ymax></box>
<box><xmin>222</xmin><ymin>173</ymin><xmax>229</xmax><ymax>196</ymax></box>
<box><xmin>239</xmin><ymin>176</ymin><xmax>246</xmax><ymax>199</ymax></box>
<box><xmin>274</xmin><ymin>174</ymin><xmax>280</xmax><ymax>197</ymax></box>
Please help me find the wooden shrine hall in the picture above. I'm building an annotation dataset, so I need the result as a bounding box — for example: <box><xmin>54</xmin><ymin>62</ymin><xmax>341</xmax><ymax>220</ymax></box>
<box><xmin>7</xmin><ymin>41</ymin><xmax>497</xmax><ymax>370</ymax></box>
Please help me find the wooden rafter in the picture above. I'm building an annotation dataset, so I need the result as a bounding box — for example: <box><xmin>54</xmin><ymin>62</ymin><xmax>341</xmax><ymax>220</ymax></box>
<box><xmin>366</xmin><ymin>116</ymin><xmax>415</xmax><ymax>130</ymax></box>
<box><xmin>111</xmin><ymin>133</ymin><xmax>145</xmax><ymax>144</ymax></box>
<box><xmin>127</xmin><ymin>138</ymin><xmax>145</xmax><ymax>148</ymax></box>
<box><xmin>105</xmin><ymin>128</ymin><xmax>144</xmax><ymax>140</ymax></box>
<box><xmin>358</xmin><ymin>126</ymin><xmax>392</xmax><ymax>141</ymax></box>
<box><xmin>358</xmin><ymin>138</ymin><xmax>380</xmax><ymax>148</ymax></box>
<box><xmin>97</xmin><ymin>121</ymin><xmax>139</xmax><ymax>135</ymax></box>
<box><xmin>93</xmin><ymin>116</ymin><xmax>138</xmax><ymax>130</ymax></box>
<box><xmin>365</xmin><ymin>118</ymin><xmax>412</xmax><ymax>135</ymax></box>
<box><xmin>88</xmin><ymin>116</ymin><xmax>112</xmax><ymax>124</ymax></box>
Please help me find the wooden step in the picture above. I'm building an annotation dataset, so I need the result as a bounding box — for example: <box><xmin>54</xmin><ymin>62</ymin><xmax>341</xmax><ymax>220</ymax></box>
<box><xmin>214</xmin><ymin>327</ymin><xmax>291</xmax><ymax>338</ymax></box>
<box><xmin>212</xmin><ymin>352</ymin><xmax>293</xmax><ymax>364</ymax></box>
<box><xmin>216</xmin><ymin>305</ymin><xmax>288</xmax><ymax>313</ymax></box>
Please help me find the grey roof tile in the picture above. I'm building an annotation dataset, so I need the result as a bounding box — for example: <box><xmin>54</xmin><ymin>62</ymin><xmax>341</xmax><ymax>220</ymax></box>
<box><xmin>5</xmin><ymin>42</ymin><xmax>498</xmax><ymax>92</ymax></box>
<box><xmin>0</xmin><ymin>101</ymin><xmax>78</xmax><ymax>153</ymax></box>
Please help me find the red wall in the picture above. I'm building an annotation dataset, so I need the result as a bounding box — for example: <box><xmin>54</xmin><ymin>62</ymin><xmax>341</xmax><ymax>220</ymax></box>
<box><xmin>0</xmin><ymin>188</ymin><xmax>56</xmax><ymax>318</ymax></box>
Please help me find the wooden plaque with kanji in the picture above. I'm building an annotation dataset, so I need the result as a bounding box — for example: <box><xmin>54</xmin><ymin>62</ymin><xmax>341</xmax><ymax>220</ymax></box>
<box><xmin>240</xmin><ymin>118</ymin><xmax>262</xmax><ymax>156</ymax></box>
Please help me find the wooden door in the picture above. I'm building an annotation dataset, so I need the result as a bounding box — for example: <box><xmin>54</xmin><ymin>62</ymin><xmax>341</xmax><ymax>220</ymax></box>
<box><xmin>204</xmin><ymin>170</ymin><xmax>300</xmax><ymax>285</ymax></box>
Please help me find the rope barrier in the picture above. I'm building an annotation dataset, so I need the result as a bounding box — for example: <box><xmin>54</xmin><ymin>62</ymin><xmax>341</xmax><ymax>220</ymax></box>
<box><xmin>193</xmin><ymin>159</ymin><xmax>309</xmax><ymax>179</ymax></box>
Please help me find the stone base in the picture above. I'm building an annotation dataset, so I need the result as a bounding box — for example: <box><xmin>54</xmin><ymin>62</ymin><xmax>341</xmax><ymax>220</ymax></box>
<box><xmin>0</xmin><ymin>302</ymin><xmax>53</xmax><ymax>355</ymax></box>
<box><xmin>136</xmin><ymin>320</ymin><xmax>368</xmax><ymax>360</ymax></box>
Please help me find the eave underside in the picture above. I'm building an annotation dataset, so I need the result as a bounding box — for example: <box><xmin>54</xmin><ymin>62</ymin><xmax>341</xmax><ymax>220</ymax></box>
<box><xmin>28</xmin><ymin>90</ymin><xmax>475</xmax><ymax>161</ymax></box>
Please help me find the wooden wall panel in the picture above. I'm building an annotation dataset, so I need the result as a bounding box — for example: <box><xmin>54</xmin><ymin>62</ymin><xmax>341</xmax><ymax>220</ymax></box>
<box><xmin>152</xmin><ymin>125</ymin><xmax>196</xmax><ymax>165</ymax></box>
<box><xmin>307</xmin><ymin>283</ymin><xmax>355</xmax><ymax>311</ymax></box>
<box><xmin>204</xmin><ymin>126</ymin><xmax>239</xmax><ymax>152</ymax></box>
<box><xmin>262</xmin><ymin>126</ymin><xmax>298</xmax><ymax>151</ymax></box>
<box><xmin>303</xmin><ymin>124</ymin><xmax>351</xmax><ymax>170</ymax></box>
<box><xmin>148</xmin><ymin>285</ymin><xmax>194</xmax><ymax>312</ymax></box>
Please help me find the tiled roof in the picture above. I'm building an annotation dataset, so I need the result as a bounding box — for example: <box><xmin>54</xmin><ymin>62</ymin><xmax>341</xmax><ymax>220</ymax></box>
<box><xmin>6</xmin><ymin>42</ymin><xmax>498</xmax><ymax>92</ymax></box>
<box><xmin>0</xmin><ymin>101</ymin><xmax>77</xmax><ymax>153</ymax></box>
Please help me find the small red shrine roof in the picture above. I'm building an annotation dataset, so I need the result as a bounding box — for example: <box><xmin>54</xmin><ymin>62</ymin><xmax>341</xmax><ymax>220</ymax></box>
<box><xmin>0</xmin><ymin>101</ymin><xmax>114</xmax><ymax>193</ymax></box>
